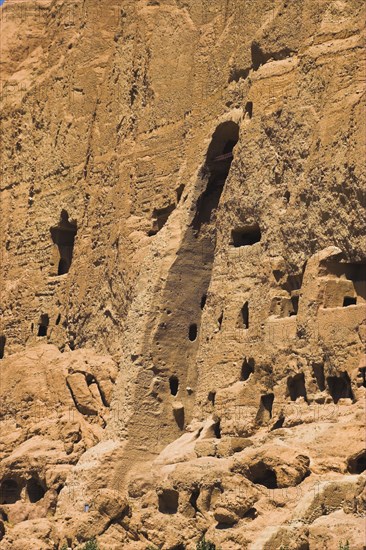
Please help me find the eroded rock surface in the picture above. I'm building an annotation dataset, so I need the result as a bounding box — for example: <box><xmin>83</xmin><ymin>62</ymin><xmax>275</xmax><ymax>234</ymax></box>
<box><xmin>0</xmin><ymin>0</ymin><xmax>365</xmax><ymax>548</ymax></box>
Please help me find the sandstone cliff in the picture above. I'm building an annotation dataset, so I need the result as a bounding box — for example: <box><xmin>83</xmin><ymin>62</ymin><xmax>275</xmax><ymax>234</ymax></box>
<box><xmin>0</xmin><ymin>0</ymin><xmax>365</xmax><ymax>548</ymax></box>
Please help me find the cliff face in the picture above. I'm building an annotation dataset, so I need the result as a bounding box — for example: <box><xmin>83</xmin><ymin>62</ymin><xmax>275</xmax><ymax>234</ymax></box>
<box><xmin>0</xmin><ymin>0</ymin><xmax>365</xmax><ymax>548</ymax></box>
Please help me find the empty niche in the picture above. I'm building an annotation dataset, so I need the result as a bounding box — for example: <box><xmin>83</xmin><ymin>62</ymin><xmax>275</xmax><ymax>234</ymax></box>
<box><xmin>37</xmin><ymin>314</ymin><xmax>49</xmax><ymax>337</ymax></box>
<box><xmin>188</xmin><ymin>323</ymin><xmax>198</xmax><ymax>341</ymax></box>
<box><xmin>0</xmin><ymin>335</ymin><xmax>6</xmax><ymax>359</ymax></box>
<box><xmin>287</xmin><ymin>272</ymin><xmax>304</xmax><ymax>292</ymax></box>
<box><xmin>26</xmin><ymin>478</ymin><xmax>45</xmax><ymax>503</ymax></box>
<box><xmin>256</xmin><ymin>393</ymin><xmax>274</xmax><ymax>425</ymax></box>
<box><xmin>237</xmin><ymin>302</ymin><xmax>249</xmax><ymax>329</ymax></box>
<box><xmin>241</xmin><ymin>357</ymin><xmax>254</xmax><ymax>381</ymax></box>
<box><xmin>50</xmin><ymin>210</ymin><xmax>77</xmax><ymax>276</ymax></box>
<box><xmin>231</xmin><ymin>224</ymin><xmax>261</xmax><ymax>247</ymax></box>
<box><xmin>343</xmin><ymin>296</ymin><xmax>357</xmax><ymax>307</ymax></box>
<box><xmin>200</xmin><ymin>294</ymin><xmax>207</xmax><ymax>309</ymax></box>
<box><xmin>327</xmin><ymin>372</ymin><xmax>354</xmax><ymax>404</ymax></box>
<box><xmin>287</xmin><ymin>373</ymin><xmax>307</xmax><ymax>402</ymax></box>
<box><xmin>55</xmin><ymin>313</ymin><xmax>61</xmax><ymax>326</ymax></box>
<box><xmin>191</xmin><ymin>121</ymin><xmax>239</xmax><ymax>233</ymax></box>
<box><xmin>290</xmin><ymin>295</ymin><xmax>299</xmax><ymax>316</ymax></box>
<box><xmin>158</xmin><ymin>489</ymin><xmax>179</xmax><ymax>514</ymax></box>
<box><xmin>347</xmin><ymin>451</ymin><xmax>366</xmax><ymax>474</ymax></box>
<box><xmin>169</xmin><ymin>375</ymin><xmax>179</xmax><ymax>396</ymax></box>
<box><xmin>0</xmin><ymin>479</ymin><xmax>22</xmax><ymax>504</ymax></box>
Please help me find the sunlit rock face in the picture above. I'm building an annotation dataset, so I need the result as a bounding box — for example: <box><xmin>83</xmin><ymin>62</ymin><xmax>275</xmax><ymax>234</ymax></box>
<box><xmin>0</xmin><ymin>0</ymin><xmax>365</xmax><ymax>548</ymax></box>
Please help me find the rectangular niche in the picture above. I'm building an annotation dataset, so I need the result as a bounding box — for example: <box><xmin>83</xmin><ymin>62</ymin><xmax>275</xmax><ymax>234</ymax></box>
<box><xmin>230</xmin><ymin>224</ymin><xmax>261</xmax><ymax>247</ymax></box>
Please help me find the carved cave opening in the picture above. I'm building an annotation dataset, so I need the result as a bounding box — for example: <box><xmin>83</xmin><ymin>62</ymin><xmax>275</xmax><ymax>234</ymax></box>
<box><xmin>231</xmin><ymin>224</ymin><xmax>261</xmax><ymax>247</ymax></box>
<box><xmin>192</xmin><ymin>121</ymin><xmax>239</xmax><ymax>233</ymax></box>
<box><xmin>158</xmin><ymin>489</ymin><xmax>179</xmax><ymax>514</ymax></box>
<box><xmin>169</xmin><ymin>375</ymin><xmax>179</xmax><ymax>396</ymax></box>
<box><xmin>237</xmin><ymin>302</ymin><xmax>249</xmax><ymax>329</ymax></box>
<box><xmin>27</xmin><ymin>478</ymin><xmax>45</xmax><ymax>503</ymax></box>
<box><xmin>0</xmin><ymin>479</ymin><xmax>21</xmax><ymax>505</ymax></box>
<box><xmin>327</xmin><ymin>372</ymin><xmax>354</xmax><ymax>403</ymax></box>
<box><xmin>50</xmin><ymin>210</ymin><xmax>77</xmax><ymax>276</ymax></box>
<box><xmin>343</xmin><ymin>296</ymin><xmax>357</xmax><ymax>307</ymax></box>
<box><xmin>241</xmin><ymin>357</ymin><xmax>254</xmax><ymax>381</ymax></box>
<box><xmin>188</xmin><ymin>323</ymin><xmax>198</xmax><ymax>341</ymax></box>
<box><xmin>287</xmin><ymin>373</ymin><xmax>307</xmax><ymax>402</ymax></box>
<box><xmin>37</xmin><ymin>314</ymin><xmax>49</xmax><ymax>337</ymax></box>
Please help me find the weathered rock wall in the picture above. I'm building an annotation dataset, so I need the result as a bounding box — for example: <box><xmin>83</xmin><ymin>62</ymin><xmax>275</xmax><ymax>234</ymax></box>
<box><xmin>0</xmin><ymin>0</ymin><xmax>365</xmax><ymax>548</ymax></box>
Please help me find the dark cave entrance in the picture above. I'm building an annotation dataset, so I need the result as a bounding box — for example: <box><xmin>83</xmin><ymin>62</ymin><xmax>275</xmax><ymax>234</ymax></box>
<box><xmin>158</xmin><ymin>489</ymin><xmax>179</xmax><ymax>514</ymax></box>
<box><xmin>237</xmin><ymin>301</ymin><xmax>249</xmax><ymax>329</ymax></box>
<box><xmin>327</xmin><ymin>372</ymin><xmax>353</xmax><ymax>403</ymax></box>
<box><xmin>248</xmin><ymin>462</ymin><xmax>278</xmax><ymax>489</ymax></box>
<box><xmin>169</xmin><ymin>375</ymin><xmax>179</xmax><ymax>396</ymax></box>
<box><xmin>231</xmin><ymin>224</ymin><xmax>261</xmax><ymax>247</ymax></box>
<box><xmin>347</xmin><ymin>451</ymin><xmax>366</xmax><ymax>474</ymax></box>
<box><xmin>0</xmin><ymin>479</ymin><xmax>21</xmax><ymax>505</ymax></box>
<box><xmin>37</xmin><ymin>314</ymin><xmax>49</xmax><ymax>337</ymax></box>
<box><xmin>241</xmin><ymin>357</ymin><xmax>255</xmax><ymax>381</ymax></box>
<box><xmin>287</xmin><ymin>373</ymin><xmax>307</xmax><ymax>402</ymax></box>
<box><xmin>26</xmin><ymin>478</ymin><xmax>45</xmax><ymax>503</ymax></box>
<box><xmin>50</xmin><ymin>210</ymin><xmax>77</xmax><ymax>276</ymax></box>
